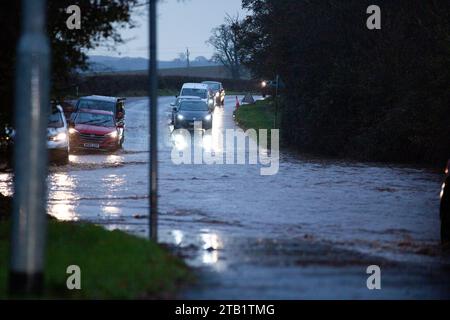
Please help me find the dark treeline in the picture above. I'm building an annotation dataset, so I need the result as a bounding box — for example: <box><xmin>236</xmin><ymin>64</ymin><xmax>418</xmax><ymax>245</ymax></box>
<box><xmin>73</xmin><ymin>74</ymin><xmax>259</xmax><ymax>97</ymax></box>
<box><xmin>238</xmin><ymin>0</ymin><xmax>450</xmax><ymax>165</ymax></box>
<box><xmin>0</xmin><ymin>0</ymin><xmax>137</xmax><ymax>127</ymax></box>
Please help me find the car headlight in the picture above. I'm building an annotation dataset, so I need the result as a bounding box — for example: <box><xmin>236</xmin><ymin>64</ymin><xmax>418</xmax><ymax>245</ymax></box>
<box><xmin>177</xmin><ymin>114</ymin><xmax>184</xmax><ymax>120</ymax></box>
<box><xmin>209</xmin><ymin>99</ymin><xmax>214</xmax><ymax>104</ymax></box>
<box><xmin>204</xmin><ymin>114</ymin><xmax>212</xmax><ymax>121</ymax></box>
<box><xmin>52</xmin><ymin>132</ymin><xmax>67</xmax><ymax>142</ymax></box>
<box><xmin>108</xmin><ymin>131</ymin><xmax>118</xmax><ymax>139</ymax></box>
<box><xmin>261</xmin><ymin>81</ymin><xmax>267</xmax><ymax>88</ymax></box>
<box><xmin>69</xmin><ymin>128</ymin><xmax>78</xmax><ymax>135</ymax></box>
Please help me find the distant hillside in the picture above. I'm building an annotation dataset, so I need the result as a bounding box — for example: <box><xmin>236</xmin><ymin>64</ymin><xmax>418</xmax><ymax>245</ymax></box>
<box><xmin>83</xmin><ymin>65</ymin><xmax>251</xmax><ymax>80</ymax></box>
<box><xmin>87</xmin><ymin>55</ymin><xmax>220</xmax><ymax>72</ymax></box>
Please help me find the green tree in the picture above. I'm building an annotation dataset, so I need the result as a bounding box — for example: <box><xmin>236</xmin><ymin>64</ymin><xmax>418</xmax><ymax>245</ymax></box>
<box><xmin>238</xmin><ymin>0</ymin><xmax>450</xmax><ymax>165</ymax></box>
<box><xmin>0</xmin><ymin>0</ymin><xmax>138</xmax><ymax>126</ymax></box>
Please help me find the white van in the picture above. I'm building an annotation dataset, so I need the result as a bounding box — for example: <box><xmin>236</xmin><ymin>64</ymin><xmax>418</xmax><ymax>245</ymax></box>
<box><xmin>179</xmin><ymin>83</ymin><xmax>214</xmax><ymax>110</ymax></box>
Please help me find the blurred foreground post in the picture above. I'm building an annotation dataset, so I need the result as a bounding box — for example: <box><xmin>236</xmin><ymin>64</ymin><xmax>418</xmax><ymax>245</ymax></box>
<box><xmin>149</xmin><ymin>0</ymin><xmax>158</xmax><ymax>241</ymax></box>
<box><xmin>9</xmin><ymin>0</ymin><xmax>50</xmax><ymax>295</ymax></box>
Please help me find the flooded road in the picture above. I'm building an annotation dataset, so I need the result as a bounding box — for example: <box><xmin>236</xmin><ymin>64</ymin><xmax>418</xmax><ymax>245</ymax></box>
<box><xmin>1</xmin><ymin>96</ymin><xmax>449</xmax><ymax>299</ymax></box>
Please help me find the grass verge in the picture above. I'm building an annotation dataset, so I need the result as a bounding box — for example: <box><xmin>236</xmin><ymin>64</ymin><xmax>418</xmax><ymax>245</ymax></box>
<box><xmin>0</xmin><ymin>219</ymin><xmax>192</xmax><ymax>299</ymax></box>
<box><xmin>234</xmin><ymin>98</ymin><xmax>278</xmax><ymax>132</ymax></box>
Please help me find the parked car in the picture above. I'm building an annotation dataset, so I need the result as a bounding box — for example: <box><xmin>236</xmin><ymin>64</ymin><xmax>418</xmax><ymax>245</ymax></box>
<box><xmin>440</xmin><ymin>159</ymin><xmax>450</xmax><ymax>244</ymax></box>
<box><xmin>73</xmin><ymin>95</ymin><xmax>126</xmax><ymax>123</ymax></box>
<box><xmin>173</xmin><ymin>100</ymin><xmax>212</xmax><ymax>130</ymax></box>
<box><xmin>170</xmin><ymin>96</ymin><xmax>201</xmax><ymax>124</ymax></box>
<box><xmin>69</xmin><ymin>109</ymin><xmax>124</xmax><ymax>151</ymax></box>
<box><xmin>179</xmin><ymin>83</ymin><xmax>214</xmax><ymax>111</ymax></box>
<box><xmin>202</xmin><ymin>81</ymin><xmax>225</xmax><ymax>107</ymax></box>
<box><xmin>47</xmin><ymin>104</ymin><xmax>70</xmax><ymax>164</ymax></box>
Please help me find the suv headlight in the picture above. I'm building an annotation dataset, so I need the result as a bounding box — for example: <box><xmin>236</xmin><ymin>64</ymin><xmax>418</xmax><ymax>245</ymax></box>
<box><xmin>204</xmin><ymin>114</ymin><xmax>212</xmax><ymax>121</ymax></box>
<box><xmin>108</xmin><ymin>131</ymin><xmax>118</xmax><ymax>139</ymax></box>
<box><xmin>177</xmin><ymin>114</ymin><xmax>184</xmax><ymax>120</ymax></box>
<box><xmin>52</xmin><ymin>132</ymin><xmax>67</xmax><ymax>142</ymax></box>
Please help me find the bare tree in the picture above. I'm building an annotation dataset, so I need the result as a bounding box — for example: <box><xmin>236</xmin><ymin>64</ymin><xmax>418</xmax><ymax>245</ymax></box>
<box><xmin>207</xmin><ymin>14</ymin><xmax>242</xmax><ymax>80</ymax></box>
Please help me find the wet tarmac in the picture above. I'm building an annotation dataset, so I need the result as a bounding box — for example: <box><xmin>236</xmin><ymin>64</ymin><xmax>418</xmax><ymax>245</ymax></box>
<box><xmin>1</xmin><ymin>96</ymin><xmax>449</xmax><ymax>299</ymax></box>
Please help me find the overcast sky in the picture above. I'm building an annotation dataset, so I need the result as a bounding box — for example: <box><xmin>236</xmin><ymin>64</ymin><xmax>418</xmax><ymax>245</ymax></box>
<box><xmin>88</xmin><ymin>0</ymin><xmax>248</xmax><ymax>61</ymax></box>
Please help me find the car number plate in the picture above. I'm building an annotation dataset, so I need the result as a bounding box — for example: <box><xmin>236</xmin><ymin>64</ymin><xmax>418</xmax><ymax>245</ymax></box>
<box><xmin>84</xmin><ymin>143</ymin><xmax>99</xmax><ymax>149</ymax></box>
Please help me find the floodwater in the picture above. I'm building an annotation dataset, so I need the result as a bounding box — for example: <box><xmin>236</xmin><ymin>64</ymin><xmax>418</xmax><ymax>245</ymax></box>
<box><xmin>1</xmin><ymin>96</ymin><xmax>449</xmax><ymax>299</ymax></box>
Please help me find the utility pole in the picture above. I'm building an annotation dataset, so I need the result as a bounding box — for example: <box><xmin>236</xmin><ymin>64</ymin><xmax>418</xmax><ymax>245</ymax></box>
<box><xmin>149</xmin><ymin>0</ymin><xmax>158</xmax><ymax>242</ymax></box>
<box><xmin>9</xmin><ymin>0</ymin><xmax>50</xmax><ymax>295</ymax></box>
<box><xmin>186</xmin><ymin>47</ymin><xmax>190</xmax><ymax>69</ymax></box>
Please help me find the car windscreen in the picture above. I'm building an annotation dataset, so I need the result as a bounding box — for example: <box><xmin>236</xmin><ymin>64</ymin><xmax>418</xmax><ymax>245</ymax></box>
<box><xmin>77</xmin><ymin>99</ymin><xmax>116</xmax><ymax>112</ymax></box>
<box><xmin>205</xmin><ymin>83</ymin><xmax>220</xmax><ymax>91</ymax></box>
<box><xmin>177</xmin><ymin>98</ymin><xmax>199</xmax><ymax>105</ymax></box>
<box><xmin>180</xmin><ymin>88</ymin><xmax>207</xmax><ymax>99</ymax></box>
<box><xmin>48</xmin><ymin>111</ymin><xmax>63</xmax><ymax>128</ymax></box>
<box><xmin>75</xmin><ymin>112</ymin><xmax>115</xmax><ymax>127</ymax></box>
<box><xmin>179</xmin><ymin>101</ymin><xmax>209</xmax><ymax>111</ymax></box>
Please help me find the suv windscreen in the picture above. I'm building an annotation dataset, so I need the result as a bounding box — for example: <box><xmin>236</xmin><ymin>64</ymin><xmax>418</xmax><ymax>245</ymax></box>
<box><xmin>181</xmin><ymin>88</ymin><xmax>207</xmax><ymax>99</ymax></box>
<box><xmin>77</xmin><ymin>99</ymin><xmax>116</xmax><ymax>113</ymax></box>
<box><xmin>179</xmin><ymin>101</ymin><xmax>209</xmax><ymax>111</ymax></box>
<box><xmin>75</xmin><ymin>112</ymin><xmax>115</xmax><ymax>127</ymax></box>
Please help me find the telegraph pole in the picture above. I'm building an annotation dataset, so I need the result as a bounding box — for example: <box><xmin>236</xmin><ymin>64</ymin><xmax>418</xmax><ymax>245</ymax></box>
<box><xmin>9</xmin><ymin>0</ymin><xmax>50</xmax><ymax>295</ymax></box>
<box><xmin>186</xmin><ymin>47</ymin><xmax>190</xmax><ymax>69</ymax></box>
<box><xmin>149</xmin><ymin>0</ymin><xmax>158</xmax><ymax>242</ymax></box>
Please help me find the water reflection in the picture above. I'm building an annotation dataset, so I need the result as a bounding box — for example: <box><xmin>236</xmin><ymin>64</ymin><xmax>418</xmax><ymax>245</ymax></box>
<box><xmin>171</xmin><ymin>129</ymin><xmax>223</xmax><ymax>155</ymax></box>
<box><xmin>48</xmin><ymin>172</ymin><xmax>78</xmax><ymax>221</ymax></box>
<box><xmin>106</xmin><ymin>154</ymin><xmax>124</xmax><ymax>164</ymax></box>
<box><xmin>103</xmin><ymin>173</ymin><xmax>126</xmax><ymax>190</ymax></box>
<box><xmin>68</xmin><ymin>154</ymin><xmax>77</xmax><ymax>163</ymax></box>
<box><xmin>102</xmin><ymin>204</ymin><xmax>121</xmax><ymax>216</ymax></box>
<box><xmin>201</xmin><ymin>231</ymin><xmax>222</xmax><ymax>265</ymax></box>
<box><xmin>0</xmin><ymin>172</ymin><xmax>13</xmax><ymax>196</ymax></box>
<box><xmin>172</xmin><ymin>229</ymin><xmax>184</xmax><ymax>246</ymax></box>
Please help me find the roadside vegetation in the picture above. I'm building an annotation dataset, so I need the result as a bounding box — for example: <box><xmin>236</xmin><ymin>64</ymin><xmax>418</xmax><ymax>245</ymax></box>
<box><xmin>69</xmin><ymin>74</ymin><xmax>259</xmax><ymax>99</ymax></box>
<box><xmin>235</xmin><ymin>98</ymin><xmax>276</xmax><ymax>131</ymax></box>
<box><xmin>0</xmin><ymin>1</ymin><xmax>140</xmax><ymax>130</ymax></box>
<box><xmin>0</xmin><ymin>199</ymin><xmax>192</xmax><ymax>299</ymax></box>
<box><xmin>64</xmin><ymin>88</ymin><xmax>179</xmax><ymax>99</ymax></box>
<box><xmin>234</xmin><ymin>98</ymin><xmax>279</xmax><ymax>147</ymax></box>
<box><xmin>230</xmin><ymin>0</ymin><xmax>450</xmax><ymax>166</ymax></box>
